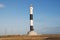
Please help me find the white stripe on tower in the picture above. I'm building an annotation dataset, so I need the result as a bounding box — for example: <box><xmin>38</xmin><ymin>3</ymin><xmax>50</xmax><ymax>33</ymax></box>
<box><xmin>30</xmin><ymin>4</ymin><xmax>34</xmax><ymax>31</ymax></box>
<box><xmin>30</xmin><ymin>20</ymin><xmax>33</xmax><ymax>26</ymax></box>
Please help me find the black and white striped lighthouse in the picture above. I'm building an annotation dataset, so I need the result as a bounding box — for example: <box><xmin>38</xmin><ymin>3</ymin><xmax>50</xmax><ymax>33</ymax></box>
<box><xmin>27</xmin><ymin>4</ymin><xmax>37</xmax><ymax>35</ymax></box>
<box><xmin>30</xmin><ymin>4</ymin><xmax>34</xmax><ymax>31</ymax></box>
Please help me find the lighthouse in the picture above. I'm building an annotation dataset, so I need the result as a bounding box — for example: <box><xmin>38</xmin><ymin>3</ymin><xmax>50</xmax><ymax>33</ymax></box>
<box><xmin>30</xmin><ymin>4</ymin><xmax>34</xmax><ymax>31</ymax></box>
<box><xmin>27</xmin><ymin>4</ymin><xmax>37</xmax><ymax>35</ymax></box>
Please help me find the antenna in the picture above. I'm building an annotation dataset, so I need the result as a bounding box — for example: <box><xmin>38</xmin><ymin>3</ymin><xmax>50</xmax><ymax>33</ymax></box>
<box><xmin>5</xmin><ymin>26</ymin><xmax>7</xmax><ymax>35</ymax></box>
<box><xmin>30</xmin><ymin>4</ymin><xmax>32</xmax><ymax>7</ymax></box>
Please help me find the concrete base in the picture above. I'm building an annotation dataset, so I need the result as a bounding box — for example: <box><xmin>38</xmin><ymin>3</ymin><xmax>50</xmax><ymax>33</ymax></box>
<box><xmin>27</xmin><ymin>31</ymin><xmax>37</xmax><ymax>35</ymax></box>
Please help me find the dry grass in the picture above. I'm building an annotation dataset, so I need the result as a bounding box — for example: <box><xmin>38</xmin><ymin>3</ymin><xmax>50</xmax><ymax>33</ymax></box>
<box><xmin>0</xmin><ymin>34</ymin><xmax>60</xmax><ymax>40</ymax></box>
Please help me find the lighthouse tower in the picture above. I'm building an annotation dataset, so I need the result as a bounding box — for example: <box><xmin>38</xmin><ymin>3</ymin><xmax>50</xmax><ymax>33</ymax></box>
<box><xmin>27</xmin><ymin>4</ymin><xmax>37</xmax><ymax>35</ymax></box>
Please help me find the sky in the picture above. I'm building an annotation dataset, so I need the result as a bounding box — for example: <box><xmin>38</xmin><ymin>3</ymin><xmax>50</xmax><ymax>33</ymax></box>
<box><xmin>0</xmin><ymin>0</ymin><xmax>60</xmax><ymax>35</ymax></box>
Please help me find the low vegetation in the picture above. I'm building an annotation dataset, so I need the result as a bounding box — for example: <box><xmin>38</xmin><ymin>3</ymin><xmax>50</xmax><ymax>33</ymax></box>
<box><xmin>0</xmin><ymin>34</ymin><xmax>60</xmax><ymax>40</ymax></box>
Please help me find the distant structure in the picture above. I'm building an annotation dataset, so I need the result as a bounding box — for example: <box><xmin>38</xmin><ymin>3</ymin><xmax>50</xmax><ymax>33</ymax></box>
<box><xmin>27</xmin><ymin>4</ymin><xmax>37</xmax><ymax>35</ymax></box>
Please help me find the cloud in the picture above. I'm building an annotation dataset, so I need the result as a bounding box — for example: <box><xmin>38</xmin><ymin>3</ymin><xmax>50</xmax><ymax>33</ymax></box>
<box><xmin>0</xmin><ymin>4</ymin><xmax>4</xmax><ymax>8</ymax></box>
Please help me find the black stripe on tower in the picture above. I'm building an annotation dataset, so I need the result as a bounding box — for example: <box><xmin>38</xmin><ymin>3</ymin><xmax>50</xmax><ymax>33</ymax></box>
<box><xmin>30</xmin><ymin>14</ymin><xmax>33</xmax><ymax>20</ymax></box>
<box><xmin>30</xmin><ymin>26</ymin><xmax>34</xmax><ymax>31</ymax></box>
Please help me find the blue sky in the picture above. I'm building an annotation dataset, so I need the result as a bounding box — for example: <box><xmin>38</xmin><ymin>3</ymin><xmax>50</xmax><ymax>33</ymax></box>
<box><xmin>0</xmin><ymin>0</ymin><xmax>60</xmax><ymax>35</ymax></box>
